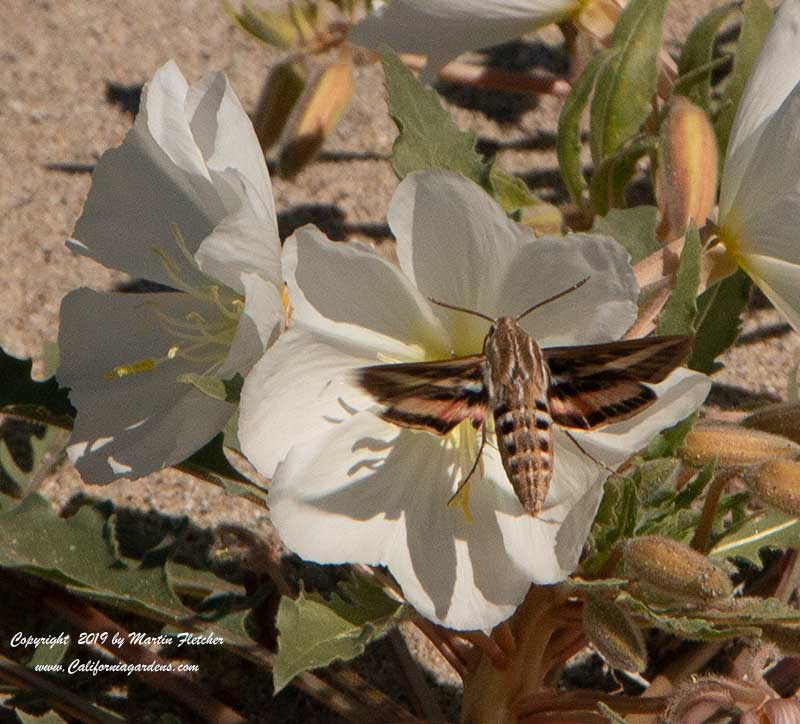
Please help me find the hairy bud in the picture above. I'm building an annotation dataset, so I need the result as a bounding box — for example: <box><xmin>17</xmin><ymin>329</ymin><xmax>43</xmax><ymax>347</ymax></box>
<box><xmin>253</xmin><ymin>61</ymin><xmax>307</xmax><ymax>152</ymax></box>
<box><xmin>623</xmin><ymin>536</ymin><xmax>733</xmax><ymax>602</ymax></box>
<box><xmin>278</xmin><ymin>56</ymin><xmax>354</xmax><ymax>178</ymax></box>
<box><xmin>657</xmin><ymin>97</ymin><xmax>718</xmax><ymax>241</ymax></box>
<box><xmin>743</xmin><ymin>402</ymin><xmax>800</xmax><ymax>445</ymax></box>
<box><xmin>680</xmin><ymin>424</ymin><xmax>800</xmax><ymax>468</ymax></box>
<box><xmin>742</xmin><ymin>459</ymin><xmax>800</xmax><ymax>517</ymax></box>
<box><xmin>583</xmin><ymin>594</ymin><xmax>647</xmax><ymax>672</ymax></box>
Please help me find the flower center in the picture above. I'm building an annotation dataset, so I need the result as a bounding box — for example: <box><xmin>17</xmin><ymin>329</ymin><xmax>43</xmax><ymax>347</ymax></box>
<box><xmin>105</xmin><ymin>226</ymin><xmax>244</xmax><ymax>381</ymax></box>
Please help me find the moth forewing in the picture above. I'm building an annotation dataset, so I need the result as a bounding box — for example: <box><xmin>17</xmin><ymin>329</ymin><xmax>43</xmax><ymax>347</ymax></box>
<box><xmin>356</xmin><ymin>315</ymin><xmax>692</xmax><ymax>517</ymax></box>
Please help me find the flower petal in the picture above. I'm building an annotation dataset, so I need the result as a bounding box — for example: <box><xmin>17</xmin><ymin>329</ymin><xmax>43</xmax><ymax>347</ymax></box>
<box><xmin>739</xmin><ymin>252</ymin><xmax>800</xmax><ymax>333</ymax></box>
<box><xmin>184</xmin><ymin>70</ymin><xmax>275</xmax><ymax>213</ymax></box>
<box><xmin>501</xmin><ymin>233</ymin><xmax>639</xmax><ymax>347</ymax></box>
<box><xmin>238</xmin><ymin>326</ymin><xmax>383</xmax><ymax>479</ymax></box>
<box><xmin>721</xmin><ymin>84</ymin><xmax>800</xmax><ymax>268</ymax></box>
<box><xmin>70</xmin><ymin>62</ymin><xmax>223</xmax><ymax>285</ymax></box>
<box><xmin>284</xmin><ymin>225</ymin><xmax>449</xmax><ymax>355</ymax></box>
<box><xmin>721</xmin><ymin>0</ymin><xmax>800</xmax><ymax>217</ymax></box>
<box><xmin>193</xmin><ymin>171</ymin><xmax>282</xmax><ymax>294</ymax></box>
<box><xmin>389</xmin><ymin>170</ymin><xmax>534</xmax><ymax>348</ymax></box>
<box><xmin>218</xmin><ymin>272</ymin><xmax>284</xmax><ymax>378</ymax></box>
<box><xmin>57</xmin><ymin>288</ymin><xmax>235</xmax><ymax>482</ymax></box>
<box><xmin>349</xmin><ymin>0</ymin><xmax>580</xmax><ymax>78</ymax></box>
<box><xmin>269</xmin><ymin>411</ymin><xmax>534</xmax><ymax>630</ymax></box>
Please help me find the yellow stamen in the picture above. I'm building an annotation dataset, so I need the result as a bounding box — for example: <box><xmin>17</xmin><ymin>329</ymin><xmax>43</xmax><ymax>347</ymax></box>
<box><xmin>105</xmin><ymin>357</ymin><xmax>157</xmax><ymax>379</ymax></box>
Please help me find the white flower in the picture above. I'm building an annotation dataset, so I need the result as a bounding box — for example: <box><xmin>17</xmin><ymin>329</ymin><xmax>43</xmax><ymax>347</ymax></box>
<box><xmin>238</xmin><ymin>170</ymin><xmax>710</xmax><ymax>630</ymax></box>
<box><xmin>57</xmin><ymin>61</ymin><xmax>284</xmax><ymax>483</ymax></box>
<box><xmin>349</xmin><ymin>0</ymin><xmax>583</xmax><ymax>79</ymax></box>
<box><xmin>717</xmin><ymin>0</ymin><xmax>800</xmax><ymax>332</ymax></box>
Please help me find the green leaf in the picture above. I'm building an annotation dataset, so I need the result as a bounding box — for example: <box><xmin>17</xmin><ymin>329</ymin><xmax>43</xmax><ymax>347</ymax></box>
<box><xmin>176</xmin><ymin>434</ymin><xmax>268</xmax><ymax>508</ymax></box>
<box><xmin>583</xmin><ymin>475</ymin><xmax>639</xmax><ymax>573</ymax></box>
<box><xmin>0</xmin><ymin>346</ymin><xmax>74</xmax><ymax>426</ymax></box>
<box><xmin>590</xmin><ymin>137</ymin><xmax>656</xmax><ymax>216</ymax></box>
<box><xmin>617</xmin><ymin>592</ymin><xmax>753</xmax><ymax>640</ymax></box>
<box><xmin>597</xmin><ymin>703</ymin><xmax>628</xmax><ymax>724</ymax></box>
<box><xmin>15</xmin><ymin>713</ymin><xmax>69</xmax><ymax>724</ymax></box>
<box><xmin>710</xmin><ymin>508</ymin><xmax>800</xmax><ymax>566</ymax></box>
<box><xmin>0</xmin><ymin>494</ymin><xmax>191</xmax><ymax>621</ymax></box>
<box><xmin>590</xmin><ymin>0</ymin><xmax>667</xmax><ymax>163</ymax></box>
<box><xmin>689</xmin><ymin>270</ymin><xmax>752</xmax><ymax>373</ymax></box>
<box><xmin>656</xmin><ymin>222</ymin><xmax>701</xmax><ymax>336</ymax></box>
<box><xmin>643</xmin><ymin>413</ymin><xmax>698</xmax><ymax>459</ymax></box>
<box><xmin>26</xmin><ymin>628</ymin><xmax>70</xmax><ymax>669</ymax></box>
<box><xmin>591</xmin><ymin>206</ymin><xmax>660</xmax><ymax>264</ymax></box>
<box><xmin>557</xmin><ymin>49</ymin><xmax>617</xmax><ymax>203</ymax></box>
<box><xmin>177</xmin><ymin>372</ymin><xmax>243</xmax><ymax>403</ymax></box>
<box><xmin>274</xmin><ymin>573</ymin><xmax>405</xmax><ymax>692</ymax></box>
<box><xmin>0</xmin><ymin>424</ymin><xmax>68</xmax><ymax>498</ymax></box>
<box><xmin>714</xmin><ymin>0</ymin><xmax>773</xmax><ymax>157</ymax></box>
<box><xmin>381</xmin><ymin>47</ymin><xmax>489</xmax><ymax>186</ymax></box>
<box><xmin>676</xmin><ymin>3</ymin><xmax>737</xmax><ymax>111</ymax></box>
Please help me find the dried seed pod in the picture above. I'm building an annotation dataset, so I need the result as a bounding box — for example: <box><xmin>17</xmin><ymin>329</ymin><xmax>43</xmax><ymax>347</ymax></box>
<box><xmin>253</xmin><ymin>61</ymin><xmax>307</xmax><ymax>152</ymax></box>
<box><xmin>743</xmin><ymin>401</ymin><xmax>800</xmax><ymax>445</ymax></box>
<box><xmin>583</xmin><ymin>593</ymin><xmax>647</xmax><ymax>672</ymax></box>
<box><xmin>657</xmin><ymin>97</ymin><xmax>718</xmax><ymax>241</ymax></box>
<box><xmin>680</xmin><ymin>424</ymin><xmax>800</xmax><ymax>468</ymax></box>
<box><xmin>278</xmin><ymin>55</ymin><xmax>354</xmax><ymax>178</ymax></box>
<box><xmin>623</xmin><ymin>536</ymin><xmax>733</xmax><ymax>602</ymax></box>
<box><xmin>742</xmin><ymin>459</ymin><xmax>800</xmax><ymax>517</ymax></box>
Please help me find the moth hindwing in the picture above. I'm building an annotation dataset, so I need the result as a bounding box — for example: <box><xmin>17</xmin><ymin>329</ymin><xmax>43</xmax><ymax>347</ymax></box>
<box><xmin>357</xmin><ymin>319</ymin><xmax>691</xmax><ymax>516</ymax></box>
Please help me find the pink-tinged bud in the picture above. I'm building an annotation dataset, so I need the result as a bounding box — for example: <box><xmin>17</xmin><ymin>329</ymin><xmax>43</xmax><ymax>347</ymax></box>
<box><xmin>278</xmin><ymin>55</ymin><xmax>354</xmax><ymax>178</ymax></box>
<box><xmin>253</xmin><ymin>61</ymin><xmax>307</xmax><ymax>152</ymax></box>
<box><xmin>657</xmin><ymin>97</ymin><xmax>718</xmax><ymax>241</ymax></box>
<box><xmin>743</xmin><ymin>402</ymin><xmax>800</xmax><ymax>445</ymax></box>
<box><xmin>583</xmin><ymin>594</ymin><xmax>647</xmax><ymax>672</ymax></box>
<box><xmin>575</xmin><ymin>0</ymin><xmax>621</xmax><ymax>42</ymax></box>
<box><xmin>742</xmin><ymin>459</ymin><xmax>800</xmax><ymax>517</ymax></box>
<box><xmin>741</xmin><ymin>698</ymin><xmax>800</xmax><ymax>724</ymax></box>
<box><xmin>680</xmin><ymin>424</ymin><xmax>800</xmax><ymax>468</ymax></box>
<box><xmin>623</xmin><ymin>536</ymin><xmax>733</xmax><ymax>602</ymax></box>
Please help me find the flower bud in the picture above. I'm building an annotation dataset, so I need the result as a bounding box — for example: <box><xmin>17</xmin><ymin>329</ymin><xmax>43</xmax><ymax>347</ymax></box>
<box><xmin>742</xmin><ymin>459</ymin><xmax>800</xmax><ymax>517</ymax></box>
<box><xmin>623</xmin><ymin>536</ymin><xmax>733</xmax><ymax>602</ymax></box>
<box><xmin>657</xmin><ymin>97</ymin><xmax>718</xmax><ymax>241</ymax></box>
<box><xmin>253</xmin><ymin>61</ymin><xmax>307</xmax><ymax>152</ymax></box>
<box><xmin>741</xmin><ymin>698</ymin><xmax>800</xmax><ymax>724</ymax></box>
<box><xmin>278</xmin><ymin>55</ymin><xmax>354</xmax><ymax>178</ymax></box>
<box><xmin>575</xmin><ymin>0</ymin><xmax>621</xmax><ymax>42</ymax></box>
<box><xmin>583</xmin><ymin>594</ymin><xmax>647</xmax><ymax>672</ymax></box>
<box><xmin>680</xmin><ymin>424</ymin><xmax>800</xmax><ymax>468</ymax></box>
<box><xmin>743</xmin><ymin>402</ymin><xmax>800</xmax><ymax>445</ymax></box>
<box><xmin>227</xmin><ymin>2</ymin><xmax>299</xmax><ymax>49</ymax></box>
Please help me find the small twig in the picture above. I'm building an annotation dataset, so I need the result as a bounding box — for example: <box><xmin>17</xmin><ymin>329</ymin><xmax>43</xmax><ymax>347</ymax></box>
<box><xmin>515</xmin><ymin>690</ymin><xmax>668</xmax><ymax>717</ymax></box>
<box><xmin>325</xmin><ymin>666</ymin><xmax>426</xmax><ymax>722</ymax></box>
<box><xmin>388</xmin><ymin>629</ymin><xmax>446</xmax><ymax>722</ymax></box>
<box><xmin>690</xmin><ymin>469</ymin><xmax>742</xmax><ymax>553</ymax></box>
<box><xmin>411</xmin><ymin>617</ymin><xmax>470</xmax><ymax>679</ymax></box>
<box><xmin>0</xmin><ymin>653</ymin><xmax>124</xmax><ymax>724</ymax></box>
<box><xmin>400</xmin><ymin>54</ymin><xmax>571</xmax><ymax>96</ymax></box>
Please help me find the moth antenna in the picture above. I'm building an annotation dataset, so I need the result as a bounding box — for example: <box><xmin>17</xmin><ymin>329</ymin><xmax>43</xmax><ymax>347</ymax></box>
<box><xmin>447</xmin><ymin>424</ymin><xmax>488</xmax><ymax>509</ymax></box>
<box><xmin>563</xmin><ymin>429</ymin><xmax>618</xmax><ymax>477</ymax></box>
<box><xmin>428</xmin><ymin>297</ymin><xmax>496</xmax><ymax>323</ymax></box>
<box><xmin>515</xmin><ymin>276</ymin><xmax>590</xmax><ymax>322</ymax></box>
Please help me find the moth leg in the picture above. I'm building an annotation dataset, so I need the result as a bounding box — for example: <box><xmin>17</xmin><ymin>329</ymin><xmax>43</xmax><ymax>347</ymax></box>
<box><xmin>447</xmin><ymin>423</ymin><xmax>488</xmax><ymax>510</ymax></box>
<box><xmin>562</xmin><ymin>429</ymin><xmax>619</xmax><ymax>477</ymax></box>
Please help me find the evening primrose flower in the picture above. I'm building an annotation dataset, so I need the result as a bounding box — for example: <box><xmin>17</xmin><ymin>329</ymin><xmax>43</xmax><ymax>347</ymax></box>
<box><xmin>238</xmin><ymin>170</ymin><xmax>710</xmax><ymax>630</ymax></box>
<box><xmin>57</xmin><ymin>61</ymin><xmax>284</xmax><ymax>483</ymax></box>
<box><xmin>349</xmin><ymin>0</ymin><xmax>591</xmax><ymax>79</ymax></box>
<box><xmin>716</xmin><ymin>0</ymin><xmax>800</xmax><ymax>332</ymax></box>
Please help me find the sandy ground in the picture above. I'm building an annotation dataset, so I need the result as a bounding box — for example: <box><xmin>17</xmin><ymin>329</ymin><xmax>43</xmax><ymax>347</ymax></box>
<box><xmin>1</xmin><ymin>0</ymin><xmax>799</xmax><ymax>721</ymax></box>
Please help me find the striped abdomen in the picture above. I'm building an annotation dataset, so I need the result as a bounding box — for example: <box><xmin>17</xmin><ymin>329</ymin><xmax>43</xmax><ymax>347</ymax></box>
<box><xmin>485</xmin><ymin>317</ymin><xmax>553</xmax><ymax>515</ymax></box>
